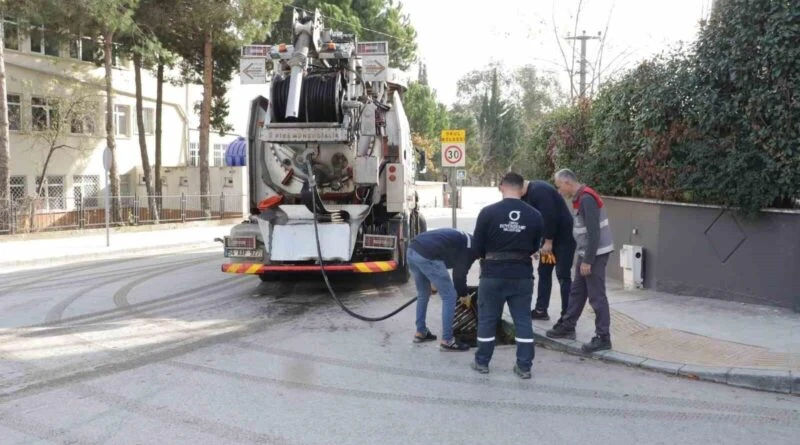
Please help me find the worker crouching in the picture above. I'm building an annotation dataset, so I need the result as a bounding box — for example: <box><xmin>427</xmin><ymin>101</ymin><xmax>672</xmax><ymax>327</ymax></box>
<box><xmin>407</xmin><ymin>228</ymin><xmax>479</xmax><ymax>351</ymax></box>
<box><xmin>471</xmin><ymin>172</ymin><xmax>544</xmax><ymax>379</ymax></box>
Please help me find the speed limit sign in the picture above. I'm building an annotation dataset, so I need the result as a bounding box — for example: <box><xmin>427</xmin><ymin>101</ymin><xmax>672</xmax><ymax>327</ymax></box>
<box><xmin>440</xmin><ymin>129</ymin><xmax>466</xmax><ymax>167</ymax></box>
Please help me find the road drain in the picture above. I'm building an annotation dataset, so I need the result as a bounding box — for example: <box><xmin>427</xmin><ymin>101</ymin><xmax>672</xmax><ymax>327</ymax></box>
<box><xmin>453</xmin><ymin>286</ymin><xmax>515</xmax><ymax>346</ymax></box>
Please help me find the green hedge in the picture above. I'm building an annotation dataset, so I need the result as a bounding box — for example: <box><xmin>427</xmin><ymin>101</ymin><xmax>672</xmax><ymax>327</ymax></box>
<box><xmin>531</xmin><ymin>0</ymin><xmax>800</xmax><ymax>216</ymax></box>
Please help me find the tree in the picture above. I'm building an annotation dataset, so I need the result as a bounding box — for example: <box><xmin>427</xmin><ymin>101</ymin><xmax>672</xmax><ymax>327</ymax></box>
<box><xmin>163</xmin><ymin>0</ymin><xmax>283</xmax><ymax>217</ymax></box>
<box><xmin>121</xmin><ymin>0</ymin><xmax>171</xmax><ymax>222</ymax></box>
<box><xmin>132</xmin><ymin>51</ymin><xmax>159</xmax><ymax>222</ymax></box>
<box><xmin>21</xmin><ymin>80</ymin><xmax>103</xmax><ymax>231</ymax></box>
<box><xmin>0</xmin><ymin>18</ymin><xmax>9</xmax><ymax>218</ymax></box>
<box><xmin>402</xmin><ymin>78</ymin><xmax>449</xmax><ymax>181</ymax></box>
<box><xmin>453</xmin><ymin>63</ymin><xmax>561</xmax><ymax>184</ymax></box>
<box><xmin>271</xmin><ymin>1</ymin><xmax>418</xmax><ymax>70</ymax></box>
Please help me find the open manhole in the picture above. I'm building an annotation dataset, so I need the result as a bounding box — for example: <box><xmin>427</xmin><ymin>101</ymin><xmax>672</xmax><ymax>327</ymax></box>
<box><xmin>453</xmin><ymin>286</ymin><xmax>516</xmax><ymax>346</ymax></box>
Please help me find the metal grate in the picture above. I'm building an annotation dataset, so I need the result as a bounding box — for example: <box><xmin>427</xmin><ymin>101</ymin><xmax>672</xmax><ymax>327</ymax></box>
<box><xmin>35</xmin><ymin>176</ymin><xmax>65</xmax><ymax>210</ymax></box>
<box><xmin>10</xmin><ymin>175</ymin><xmax>26</xmax><ymax>201</ymax></box>
<box><xmin>73</xmin><ymin>175</ymin><xmax>99</xmax><ymax>208</ymax></box>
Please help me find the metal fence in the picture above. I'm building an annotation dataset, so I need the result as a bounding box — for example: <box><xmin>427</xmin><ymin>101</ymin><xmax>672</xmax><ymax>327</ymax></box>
<box><xmin>0</xmin><ymin>193</ymin><xmax>246</xmax><ymax>235</ymax></box>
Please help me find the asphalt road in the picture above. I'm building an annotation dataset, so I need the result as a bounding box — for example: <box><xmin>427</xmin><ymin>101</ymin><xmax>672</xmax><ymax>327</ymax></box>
<box><xmin>0</xmin><ymin>215</ymin><xmax>798</xmax><ymax>445</ymax></box>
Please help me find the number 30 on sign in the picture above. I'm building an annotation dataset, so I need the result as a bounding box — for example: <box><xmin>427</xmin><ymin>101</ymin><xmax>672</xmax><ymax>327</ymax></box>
<box><xmin>440</xmin><ymin>129</ymin><xmax>466</xmax><ymax>168</ymax></box>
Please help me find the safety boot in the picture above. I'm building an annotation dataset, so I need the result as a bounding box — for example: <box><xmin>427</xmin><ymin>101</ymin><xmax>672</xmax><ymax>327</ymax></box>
<box><xmin>581</xmin><ymin>335</ymin><xmax>612</xmax><ymax>353</ymax></box>
<box><xmin>513</xmin><ymin>364</ymin><xmax>531</xmax><ymax>379</ymax></box>
<box><xmin>471</xmin><ymin>361</ymin><xmax>489</xmax><ymax>374</ymax></box>
<box><xmin>545</xmin><ymin>321</ymin><xmax>576</xmax><ymax>340</ymax></box>
<box><xmin>531</xmin><ymin>309</ymin><xmax>550</xmax><ymax>320</ymax></box>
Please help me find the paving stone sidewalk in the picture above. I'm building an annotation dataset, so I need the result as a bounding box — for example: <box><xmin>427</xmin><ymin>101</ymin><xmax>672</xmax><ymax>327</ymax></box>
<box><xmin>503</xmin><ymin>281</ymin><xmax>800</xmax><ymax>394</ymax></box>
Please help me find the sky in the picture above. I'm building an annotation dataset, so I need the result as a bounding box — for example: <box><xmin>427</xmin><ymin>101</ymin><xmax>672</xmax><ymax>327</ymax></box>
<box><xmin>397</xmin><ymin>0</ymin><xmax>713</xmax><ymax>106</ymax></box>
<box><xmin>227</xmin><ymin>0</ymin><xmax>713</xmax><ymax>135</ymax></box>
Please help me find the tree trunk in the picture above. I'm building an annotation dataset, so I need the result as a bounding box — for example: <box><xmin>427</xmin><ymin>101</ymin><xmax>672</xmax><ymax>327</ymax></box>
<box><xmin>155</xmin><ymin>61</ymin><xmax>163</xmax><ymax>209</ymax></box>
<box><xmin>30</xmin><ymin>145</ymin><xmax>58</xmax><ymax>232</ymax></box>
<box><xmin>103</xmin><ymin>31</ymin><xmax>122</xmax><ymax>223</ymax></box>
<box><xmin>199</xmin><ymin>30</ymin><xmax>213</xmax><ymax>217</ymax></box>
<box><xmin>134</xmin><ymin>53</ymin><xmax>158</xmax><ymax>223</ymax></box>
<box><xmin>0</xmin><ymin>35</ymin><xmax>10</xmax><ymax>230</ymax></box>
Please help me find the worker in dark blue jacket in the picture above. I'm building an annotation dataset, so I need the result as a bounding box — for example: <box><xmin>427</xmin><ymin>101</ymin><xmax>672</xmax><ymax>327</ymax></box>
<box><xmin>522</xmin><ymin>179</ymin><xmax>577</xmax><ymax>321</ymax></box>
<box><xmin>471</xmin><ymin>172</ymin><xmax>544</xmax><ymax>379</ymax></box>
<box><xmin>407</xmin><ymin>228</ymin><xmax>479</xmax><ymax>351</ymax></box>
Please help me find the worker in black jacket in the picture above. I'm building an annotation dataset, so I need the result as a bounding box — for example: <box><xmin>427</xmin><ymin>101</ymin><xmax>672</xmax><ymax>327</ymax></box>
<box><xmin>407</xmin><ymin>228</ymin><xmax>479</xmax><ymax>351</ymax></box>
<box><xmin>522</xmin><ymin>179</ymin><xmax>577</xmax><ymax>321</ymax></box>
<box><xmin>471</xmin><ymin>172</ymin><xmax>544</xmax><ymax>379</ymax></box>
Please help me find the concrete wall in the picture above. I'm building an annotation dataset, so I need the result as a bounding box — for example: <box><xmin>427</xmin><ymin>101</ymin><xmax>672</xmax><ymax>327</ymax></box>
<box><xmin>604</xmin><ymin>197</ymin><xmax>800</xmax><ymax>311</ymax></box>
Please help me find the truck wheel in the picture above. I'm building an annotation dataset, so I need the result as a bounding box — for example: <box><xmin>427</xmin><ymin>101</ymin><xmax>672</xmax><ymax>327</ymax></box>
<box><xmin>417</xmin><ymin>213</ymin><xmax>427</xmax><ymax>234</ymax></box>
<box><xmin>390</xmin><ymin>259</ymin><xmax>411</xmax><ymax>283</ymax></box>
<box><xmin>389</xmin><ymin>216</ymin><xmax>411</xmax><ymax>284</ymax></box>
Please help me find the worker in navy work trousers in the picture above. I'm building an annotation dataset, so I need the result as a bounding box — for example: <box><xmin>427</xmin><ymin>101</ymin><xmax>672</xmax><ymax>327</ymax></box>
<box><xmin>471</xmin><ymin>172</ymin><xmax>544</xmax><ymax>379</ymax></box>
<box><xmin>522</xmin><ymin>178</ymin><xmax>577</xmax><ymax>321</ymax></box>
<box><xmin>407</xmin><ymin>228</ymin><xmax>479</xmax><ymax>351</ymax></box>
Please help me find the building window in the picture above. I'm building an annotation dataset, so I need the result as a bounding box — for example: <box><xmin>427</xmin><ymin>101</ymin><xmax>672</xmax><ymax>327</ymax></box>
<box><xmin>213</xmin><ymin>143</ymin><xmax>225</xmax><ymax>166</ymax></box>
<box><xmin>3</xmin><ymin>17</ymin><xmax>20</xmax><ymax>51</ymax></box>
<box><xmin>30</xmin><ymin>25</ymin><xmax>60</xmax><ymax>57</ymax></box>
<box><xmin>32</xmin><ymin>97</ymin><xmax>59</xmax><ymax>131</ymax></box>
<box><xmin>114</xmin><ymin>104</ymin><xmax>129</xmax><ymax>136</ymax></box>
<box><xmin>189</xmin><ymin>142</ymin><xmax>199</xmax><ymax>166</ymax></box>
<box><xmin>73</xmin><ymin>175</ymin><xmax>99</xmax><ymax>208</ymax></box>
<box><xmin>7</xmin><ymin>94</ymin><xmax>21</xmax><ymax>131</ymax></box>
<box><xmin>136</xmin><ymin>107</ymin><xmax>154</xmax><ymax>135</ymax></box>
<box><xmin>35</xmin><ymin>176</ymin><xmax>65</xmax><ymax>210</ymax></box>
<box><xmin>69</xmin><ymin>37</ymin><xmax>98</xmax><ymax>62</ymax></box>
<box><xmin>10</xmin><ymin>176</ymin><xmax>26</xmax><ymax>201</ymax></box>
<box><xmin>70</xmin><ymin>115</ymin><xmax>95</xmax><ymax>135</ymax></box>
<box><xmin>71</xmin><ymin>107</ymin><xmax>96</xmax><ymax>135</ymax></box>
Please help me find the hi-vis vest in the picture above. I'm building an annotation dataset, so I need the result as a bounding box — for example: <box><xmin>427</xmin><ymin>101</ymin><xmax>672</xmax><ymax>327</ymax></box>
<box><xmin>572</xmin><ymin>186</ymin><xmax>614</xmax><ymax>258</ymax></box>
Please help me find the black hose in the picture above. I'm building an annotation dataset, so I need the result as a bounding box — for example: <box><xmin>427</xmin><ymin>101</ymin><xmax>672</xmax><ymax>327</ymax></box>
<box><xmin>306</xmin><ymin>158</ymin><xmax>417</xmax><ymax>322</ymax></box>
<box><xmin>273</xmin><ymin>72</ymin><xmax>342</xmax><ymax>123</ymax></box>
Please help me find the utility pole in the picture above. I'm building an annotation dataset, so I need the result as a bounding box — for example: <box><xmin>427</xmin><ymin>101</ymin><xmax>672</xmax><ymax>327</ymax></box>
<box><xmin>565</xmin><ymin>30</ymin><xmax>600</xmax><ymax>98</ymax></box>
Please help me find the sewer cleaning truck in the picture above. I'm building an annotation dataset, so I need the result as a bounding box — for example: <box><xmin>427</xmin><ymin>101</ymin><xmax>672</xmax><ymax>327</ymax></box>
<box><xmin>220</xmin><ymin>8</ymin><xmax>427</xmax><ymax>284</ymax></box>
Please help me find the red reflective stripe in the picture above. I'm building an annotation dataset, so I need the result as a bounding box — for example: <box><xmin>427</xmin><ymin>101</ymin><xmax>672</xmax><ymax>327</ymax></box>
<box><xmin>260</xmin><ymin>264</ymin><xmax>356</xmax><ymax>272</ymax></box>
<box><xmin>223</xmin><ymin>261</ymin><xmax>399</xmax><ymax>274</ymax></box>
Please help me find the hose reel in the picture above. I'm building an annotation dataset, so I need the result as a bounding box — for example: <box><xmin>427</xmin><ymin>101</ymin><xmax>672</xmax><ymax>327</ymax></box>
<box><xmin>272</xmin><ymin>71</ymin><xmax>344</xmax><ymax>123</ymax></box>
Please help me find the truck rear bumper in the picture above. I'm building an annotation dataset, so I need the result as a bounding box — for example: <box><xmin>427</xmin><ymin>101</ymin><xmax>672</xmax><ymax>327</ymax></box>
<box><xmin>222</xmin><ymin>260</ymin><xmax>397</xmax><ymax>275</ymax></box>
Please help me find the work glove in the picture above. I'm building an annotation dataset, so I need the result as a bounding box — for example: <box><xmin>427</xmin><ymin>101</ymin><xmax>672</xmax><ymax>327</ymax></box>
<box><xmin>540</xmin><ymin>252</ymin><xmax>557</xmax><ymax>265</ymax></box>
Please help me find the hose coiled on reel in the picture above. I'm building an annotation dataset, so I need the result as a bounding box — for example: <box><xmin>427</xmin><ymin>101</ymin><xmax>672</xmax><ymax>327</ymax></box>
<box><xmin>272</xmin><ymin>71</ymin><xmax>343</xmax><ymax>123</ymax></box>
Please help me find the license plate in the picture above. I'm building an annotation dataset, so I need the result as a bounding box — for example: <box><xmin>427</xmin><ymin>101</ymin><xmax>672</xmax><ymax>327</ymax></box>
<box><xmin>225</xmin><ymin>249</ymin><xmax>263</xmax><ymax>258</ymax></box>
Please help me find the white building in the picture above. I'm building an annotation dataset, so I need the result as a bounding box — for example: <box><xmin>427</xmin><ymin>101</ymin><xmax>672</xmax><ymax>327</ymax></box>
<box><xmin>3</xmin><ymin>17</ymin><xmax>248</xmax><ymax>228</ymax></box>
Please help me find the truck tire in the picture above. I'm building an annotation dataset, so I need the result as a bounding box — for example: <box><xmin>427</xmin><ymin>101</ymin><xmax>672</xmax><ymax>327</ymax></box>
<box><xmin>417</xmin><ymin>213</ymin><xmax>427</xmax><ymax>234</ymax></box>
<box><xmin>389</xmin><ymin>215</ymin><xmax>412</xmax><ymax>284</ymax></box>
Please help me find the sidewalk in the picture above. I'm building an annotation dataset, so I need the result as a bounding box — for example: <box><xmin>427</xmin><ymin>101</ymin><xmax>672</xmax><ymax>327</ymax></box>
<box><xmin>502</xmin><ymin>279</ymin><xmax>800</xmax><ymax>394</ymax></box>
<box><xmin>0</xmin><ymin>221</ymin><xmax>236</xmax><ymax>273</ymax></box>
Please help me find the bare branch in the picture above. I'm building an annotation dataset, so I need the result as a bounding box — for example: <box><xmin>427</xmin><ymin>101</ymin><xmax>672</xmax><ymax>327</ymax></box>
<box><xmin>593</xmin><ymin>1</ymin><xmax>615</xmax><ymax>93</ymax></box>
<box><xmin>551</xmin><ymin>0</ymin><xmax>576</xmax><ymax>99</ymax></box>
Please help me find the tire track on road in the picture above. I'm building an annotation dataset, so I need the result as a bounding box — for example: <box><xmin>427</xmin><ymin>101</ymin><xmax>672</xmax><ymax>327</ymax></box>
<box><xmin>229</xmin><ymin>340</ymin><xmax>800</xmax><ymax>420</ymax></box>
<box><xmin>165</xmin><ymin>360</ymin><xmax>799</xmax><ymax>427</ymax></box>
<box><xmin>43</xmin><ymin>256</ymin><xmax>218</xmax><ymax>324</ymax></box>
<box><xmin>0</xmin><ymin>248</ymin><xmax>217</xmax><ymax>295</ymax></box>
<box><xmin>0</xmin><ymin>267</ymin><xmax>326</xmax><ymax>401</ymax></box>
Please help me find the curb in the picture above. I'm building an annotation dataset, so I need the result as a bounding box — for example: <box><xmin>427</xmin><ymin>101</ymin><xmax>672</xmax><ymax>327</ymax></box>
<box><xmin>0</xmin><ymin>242</ymin><xmax>221</xmax><ymax>273</ymax></box>
<box><xmin>499</xmin><ymin>312</ymin><xmax>798</xmax><ymax>395</ymax></box>
<box><xmin>529</xmin><ymin>326</ymin><xmax>799</xmax><ymax>395</ymax></box>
